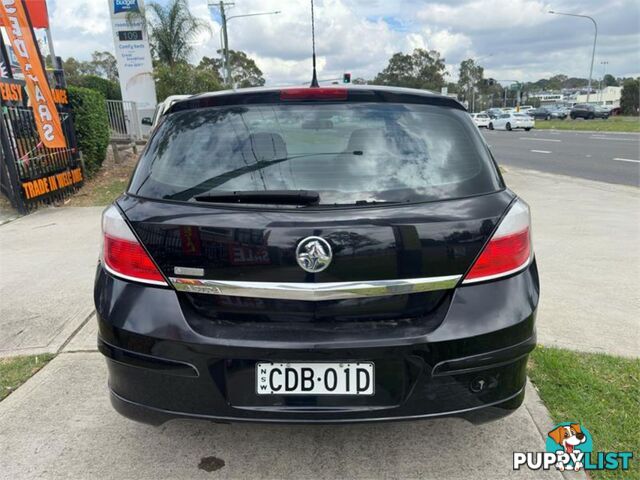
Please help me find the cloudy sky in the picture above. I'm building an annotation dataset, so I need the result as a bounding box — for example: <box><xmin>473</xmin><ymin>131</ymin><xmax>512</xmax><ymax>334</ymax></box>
<box><xmin>47</xmin><ymin>0</ymin><xmax>639</xmax><ymax>85</ymax></box>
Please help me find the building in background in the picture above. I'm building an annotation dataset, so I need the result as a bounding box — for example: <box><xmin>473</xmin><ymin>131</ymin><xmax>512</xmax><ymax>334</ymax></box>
<box><xmin>572</xmin><ymin>86</ymin><xmax>623</xmax><ymax>108</ymax></box>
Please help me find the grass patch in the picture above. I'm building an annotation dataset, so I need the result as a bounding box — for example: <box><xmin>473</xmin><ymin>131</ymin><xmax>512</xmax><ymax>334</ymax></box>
<box><xmin>0</xmin><ymin>354</ymin><xmax>55</xmax><ymax>401</ymax></box>
<box><xmin>66</xmin><ymin>146</ymin><xmax>138</xmax><ymax>207</ymax></box>
<box><xmin>535</xmin><ymin>116</ymin><xmax>640</xmax><ymax>132</ymax></box>
<box><xmin>529</xmin><ymin>346</ymin><xmax>640</xmax><ymax>479</ymax></box>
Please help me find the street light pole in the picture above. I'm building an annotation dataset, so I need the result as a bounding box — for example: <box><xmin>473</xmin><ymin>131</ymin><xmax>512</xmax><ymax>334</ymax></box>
<box><xmin>208</xmin><ymin>1</ymin><xmax>280</xmax><ymax>87</ymax></box>
<box><xmin>219</xmin><ymin>1</ymin><xmax>231</xmax><ymax>85</ymax></box>
<box><xmin>549</xmin><ymin>10</ymin><xmax>598</xmax><ymax>103</ymax></box>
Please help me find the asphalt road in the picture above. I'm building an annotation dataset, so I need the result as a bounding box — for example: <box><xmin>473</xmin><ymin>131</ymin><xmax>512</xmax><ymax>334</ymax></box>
<box><xmin>483</xmin><ymin>129</ymin><xmax>640</xmax><ymax>187</ymax></box>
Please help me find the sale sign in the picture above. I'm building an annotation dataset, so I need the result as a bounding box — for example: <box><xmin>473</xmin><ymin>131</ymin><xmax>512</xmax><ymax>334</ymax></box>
<box><xmin>0</xmin><ymin>0</ymin><xmax>66</xmax><ymax>148</ymax></box>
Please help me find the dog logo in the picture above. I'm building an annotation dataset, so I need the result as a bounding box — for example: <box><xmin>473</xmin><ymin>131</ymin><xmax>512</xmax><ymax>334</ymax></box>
<box><xmin>547</xmin><ymin>423</ymin><xmax>588</xmax><ymax>471</ymax></box>
<box><xmin>514</xmin><ymin>422</ymin><xmax>632</xmax><ymax>472</ymax></box>
<box><xmin>296</xmin><ymin>236</ymin><xmax>332</xmax><ymax>273</ymax></box>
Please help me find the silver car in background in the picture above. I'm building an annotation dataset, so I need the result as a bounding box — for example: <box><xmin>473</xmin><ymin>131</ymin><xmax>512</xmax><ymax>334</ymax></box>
<box><xmin>489</xmin><ymin>112</ymin><xmax>535</xmax><ymax>131</ymax></box>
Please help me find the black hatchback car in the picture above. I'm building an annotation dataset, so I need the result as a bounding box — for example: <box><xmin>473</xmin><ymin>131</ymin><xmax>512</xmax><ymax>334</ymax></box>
<box><xmin>95</xmin><ymin>85</ymin><xmax>539</xmax><ymax>425</ymax></box>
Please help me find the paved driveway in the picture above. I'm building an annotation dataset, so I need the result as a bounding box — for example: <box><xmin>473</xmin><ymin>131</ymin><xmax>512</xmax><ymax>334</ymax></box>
<box><xmin>0</xmin><ymin>349</ymin><xmax>580</xmax><ymax>480</ymax></box>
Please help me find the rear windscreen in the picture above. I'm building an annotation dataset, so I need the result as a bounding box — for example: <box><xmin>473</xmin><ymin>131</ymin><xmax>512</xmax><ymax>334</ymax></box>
<box><xmin>129</xmin><ymin>102</ymin><xmax>502</xmax><ymax>205</ymax></box>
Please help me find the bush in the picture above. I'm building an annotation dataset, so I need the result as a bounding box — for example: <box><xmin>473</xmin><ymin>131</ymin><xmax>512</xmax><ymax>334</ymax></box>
<box><xmin>68</xmin><ymin>86</ymin><xmax>110</xmax><ymax>177</ymax></box>
<box><xmin>620</xmin><ymin>78</ymin><xmax>639</xmax><ymax>116</ymax></box>
<box><xmin>73</xmin><ymin>75</ymin><xmax>122</xmax><ymax>100</ymax></box>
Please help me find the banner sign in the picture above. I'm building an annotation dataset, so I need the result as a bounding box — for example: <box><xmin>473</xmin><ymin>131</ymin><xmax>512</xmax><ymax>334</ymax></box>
<box><xmin>0</xmin><ymin>0</ymin><xmax>48</xmax><ymax>28</ymax></box>
<box><xmin>108</xmin><ymin>0</ymin><xmax>157</xmax><ymax>110</ymax></box>
<box><xmin>0</xmin><ymin>0</ymin><xmax>66</xmax><ymax>148</ymax></box>
<box><xmin>0</xmin><ymin>77</ymin><xmax>68</xmax><ymax>106</ymax></box>
<box><xmin>21</xmin><ymin>167</ymin><xmax>83</xmax><ymax>200</ymax></box>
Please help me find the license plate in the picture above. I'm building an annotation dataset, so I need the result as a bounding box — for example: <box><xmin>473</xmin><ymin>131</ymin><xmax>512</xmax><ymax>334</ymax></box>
<box><xmin>256</xmin><ymin>362</ymin><xmax>375</xmax><ymax>395</ymax></box>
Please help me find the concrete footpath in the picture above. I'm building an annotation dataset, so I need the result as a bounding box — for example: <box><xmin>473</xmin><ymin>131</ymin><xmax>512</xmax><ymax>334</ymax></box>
<box><xmin>0</xmin><ymin>207</ymin><xmax>103</xmax><ymax>357</ymax></box>
<box><xmin>505</xmin><ymin>168</ymin><xmax>639</xmax><ymax>358</ymax></box>
<box><xmin>0</xmin><ymin>166</ymin><xmax>636</xmax><ymax>479</ymax></box>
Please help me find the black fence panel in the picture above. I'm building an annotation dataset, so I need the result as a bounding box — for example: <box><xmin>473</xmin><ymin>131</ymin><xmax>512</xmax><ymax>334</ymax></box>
<box><xmin>0</xmin><ymin>78</ymin><xmax>84</xmax><ymax>214</ymax></box>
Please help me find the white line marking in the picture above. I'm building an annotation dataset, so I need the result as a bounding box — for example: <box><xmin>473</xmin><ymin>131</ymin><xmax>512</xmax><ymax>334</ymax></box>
<box><xmin>530</xmin><ymin>150</ymin><xmax>551</xmax><ymax>154</ymax></box>
<box><xmin>613</xmin><ymin>157</ymin><xmax>640</xmax><ymax>163</ymax></box>
<box><xmin>519</xmin><ymin>137</ymin><xmax>561</xmax><ymax>142</ymax></box>
<box><xmin>590</xmin><ymin>136</ymin><xmax>638</xmax><ymax>142</ymax></box>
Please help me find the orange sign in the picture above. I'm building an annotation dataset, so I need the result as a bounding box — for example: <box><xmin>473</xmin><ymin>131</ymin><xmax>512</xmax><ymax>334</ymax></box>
<box><xmin>0</xmin><ymin>0</ymin><xmax>66</xmax><ymax>148</ymax></box>
<box><xmin>0</xmin><ymin>0</ymin><xmax>48</xmax><ymax>28</ymax></box>
<box><xmin>21</xmin><ymin>167</ymin><xmax>83</xmax><ymax>200</ymax></box>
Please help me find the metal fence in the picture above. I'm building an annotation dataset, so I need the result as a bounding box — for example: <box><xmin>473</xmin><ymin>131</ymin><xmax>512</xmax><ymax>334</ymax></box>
<box><xmin>0</xmin><ymin>82</ymin><xmax>83</xmax><ymax>213</ymax></box>
<box><xmin>106</xmin><ymin>99</ymin><xmax>144</xmax><ymax>142</ymax></box>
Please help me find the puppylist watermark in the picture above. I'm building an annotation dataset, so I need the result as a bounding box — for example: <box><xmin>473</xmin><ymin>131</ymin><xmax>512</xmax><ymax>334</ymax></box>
<box><xmin>513</xmin><ymin>422</ymin><xmax>633</xmax><ymax>472</ymax></box>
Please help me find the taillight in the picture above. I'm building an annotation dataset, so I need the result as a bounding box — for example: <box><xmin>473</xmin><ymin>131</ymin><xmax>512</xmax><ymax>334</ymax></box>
<box><xmin>463</xmin><ymin>199</ymin><xmax>532</xmax><ymax>283</ymax></box>
<box><xmin>101</xmin><ymin>206</ymin><xmax>167</xmax><ymax>286</ymax></box>
<box><xmin>280</xmin><ymin>87</ymin><xmax>348</xmax><ymax>101</ymax></box>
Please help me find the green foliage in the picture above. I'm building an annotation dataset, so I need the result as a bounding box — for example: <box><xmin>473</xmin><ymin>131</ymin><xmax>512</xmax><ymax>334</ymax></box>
<box><xmin>529</xmin><ymin>346</ymin><xmax>640</xmax><ymax>480</ymax></box>
<box><xmin>71</xmin><ymin>75</ymin><xmax>121</xmax><ymax>100</ymax></box>
<box><xmin>602</xmin><ymin>74</ymin><xmax>618</xmax><ymax>87</ymax></box>
<box><xmin>199</xmin><ymin>50</ymin><xmax>265</xmax><ymax>88</ymax></box>
<box><xmin>154</xmin><ymin>62</ymin><xmax>222</xmax><ymax>101</ymax></box>
<box><xmin>136</xmin><ymin>0</ymin><xmax>210</xmax><ymax>65</ymax></box>
<box><xmin>372</xmin><ymin>48</ymin><xmax>447</xmax><ymax>91</ymax></box>
<box><xmin>457</xmin><ymin>58</ymin><xmax>484</xmax><ymax>102</ymax></box>
<box><xmin>67</xmin><ymin>86</ymin><xmax>110</xmax><ymax>178</ymax></box>
<box><xmin>620</xmin><ymin>78</ymin><xmax>639</xmax><ymax>115</ymax></box>
<box><xmin>62</xmin><ymin>51</ymin><xmax>118</xmax><ymax>84</ymax></box>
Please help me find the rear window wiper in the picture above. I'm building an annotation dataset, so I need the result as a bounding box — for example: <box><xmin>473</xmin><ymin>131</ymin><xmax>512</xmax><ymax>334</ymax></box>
<box><xmin>165</xmin><ymin>150</ymin><xmax>362</xmax><ymax>201</ymax></box>
<box><xmin>194</xmin><ymin>190</ymin><xmax>320</xmax><ymax>206</ymax></box>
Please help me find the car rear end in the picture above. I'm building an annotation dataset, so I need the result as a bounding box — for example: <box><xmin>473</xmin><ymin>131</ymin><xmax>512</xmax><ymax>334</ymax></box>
<box><xmin>95</xmin><ymin>85</ymin><xmax>539</xmax><ymax>425</ymax></box>
<box><xmin>513</xmin><ymin>113</ymin><xmax>535</xmax><ymax>130</ymax></box>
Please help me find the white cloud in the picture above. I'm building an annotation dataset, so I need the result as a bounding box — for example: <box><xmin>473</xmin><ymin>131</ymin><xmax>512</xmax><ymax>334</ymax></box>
<box><xmin>44</xmin><ymin>0</ymin><xmax>640</xmax><ymax>85</ymax></box>
<box><xmin>417</xmin><ymin>0</ymin><xmax>550</xmax><ymax>30</ymax></box>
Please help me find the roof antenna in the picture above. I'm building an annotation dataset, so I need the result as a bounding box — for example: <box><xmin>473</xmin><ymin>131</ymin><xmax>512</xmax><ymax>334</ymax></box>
<box><xmin>310</xmin><ymin>0</ymin><xmax>319</xmax><ymax>87</ymax></box>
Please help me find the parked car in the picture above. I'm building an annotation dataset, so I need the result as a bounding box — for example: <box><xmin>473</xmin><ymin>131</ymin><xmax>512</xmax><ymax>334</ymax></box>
<box><xmin>518</xmin><ymin>105</ymin><xmax>534</xmax><ymax>112</ymax></box>
<box><xmin>470</xmin><ymin>112</ymin><xmax>491</xmax><ymax>128</ymax></box>
<box><xmin>570</xmin><ymin>104</ymin><xmax>609</xmax><ymax>120</ymax></box>
<box><xmin>489</xmin><ymin>112</ymin><xmax>535</xmax><ymax>131</ymax></box>
<box><xmin>95</xmin><ymin>85</ymin><xmax>538</xmax><ymax>425</ymax></box>
<box><xmin>527</xmin><ymin>107</ymin><xmax>566</xmax><ymax>120</ymax></box>
<box><xmin>142</xmin><ymin>94</ymin><xmax>192</xmax><ymax>130</ymax></box>
<box><xmin>486</xmin><ymin>108</ymin><xmax>504</xmax><ymax>119</ymax></box>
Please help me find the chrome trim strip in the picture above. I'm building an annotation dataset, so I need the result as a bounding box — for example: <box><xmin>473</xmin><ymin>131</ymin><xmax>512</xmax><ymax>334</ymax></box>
<box><xmin>169</xmin><ymin>274</ymin><xmax>462</xmax><ymax>301</ymax></box>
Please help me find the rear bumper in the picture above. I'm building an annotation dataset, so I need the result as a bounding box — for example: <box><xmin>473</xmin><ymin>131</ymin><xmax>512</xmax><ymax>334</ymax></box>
<box><xmin>95</xmin><ymin>261</ymin><xmax>539</xmax><ymax>425</ymax></box>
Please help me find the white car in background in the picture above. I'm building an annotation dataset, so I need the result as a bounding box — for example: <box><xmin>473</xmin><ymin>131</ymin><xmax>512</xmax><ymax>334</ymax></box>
<box><xmin>143</xmin><ymin>95</ymin><xmax>192</xmax><ymax>130</ymax></box>
<box><xmin>470</xmin><ymin>113</ymin><xmax>491</xmax><ymax>128</ymax></box>
<box><xmin>489</xmin><ymin>112</ymin><xmax>535</xmax><ymax>131</ymax></box>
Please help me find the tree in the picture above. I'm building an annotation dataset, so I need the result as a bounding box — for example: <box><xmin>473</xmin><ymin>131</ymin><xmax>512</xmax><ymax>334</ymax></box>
<box><xmin>62</xmin><ymin>57</ymin><xmax>95</xmax><ymax>84</ymax></box>
<box><xmin>620</xmin><ymin>78</ymin><xmax>639</xmax><ymax>115</ymax></box>
<box><xmin>154</xmin><ymin>62</ymin><xmax>222</xmax><ymax>101</ymax></box>
<box><xmin>90</xmin><ymin>51</ymin><xmax>118</xmax><ymax>82</ymax></box>
<box><xmin>457</xmin><ymin>58</ymin><xmax>484</xmax><ymax>104</ymax></box>
<box><xmin>134</xmin><ymin>0</ymin><xmax>210</xmax><ymax>66</ymax></box>
<box><xmin>372</xmin><ymin>48</ymin><xmax>447</xmax><ymax>91</ymax></box>
<box><xmin>198</xmin><ymin>50</ymin><xmax>265</xmax><ymax>88</ymax></box>
<box><xmin>602</xmin><ymin>74</ymin><xmax>618</xmax><ymax>87</ymax></box>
